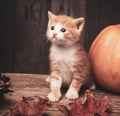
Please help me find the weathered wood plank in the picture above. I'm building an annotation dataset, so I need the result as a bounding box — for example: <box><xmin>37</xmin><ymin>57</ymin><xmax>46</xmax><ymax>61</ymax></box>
<box><xmin>0</xmin><ymin>73</ymin><xmax>120</xmax><ymax>116</ymax></box>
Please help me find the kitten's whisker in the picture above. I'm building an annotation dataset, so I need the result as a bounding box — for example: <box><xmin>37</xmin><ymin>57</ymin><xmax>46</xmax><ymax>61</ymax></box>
<box><xmin>45</xmin><ymin>39</ymin><xmax>49</xmax><ymax>45</ymax></box>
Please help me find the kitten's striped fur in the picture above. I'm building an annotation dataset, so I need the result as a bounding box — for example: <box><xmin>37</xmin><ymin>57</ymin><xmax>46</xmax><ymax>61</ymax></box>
<box><xmin>46</xmin><ymin>11</ymin><xmax>94</xmax><ymax>101</ymax></box>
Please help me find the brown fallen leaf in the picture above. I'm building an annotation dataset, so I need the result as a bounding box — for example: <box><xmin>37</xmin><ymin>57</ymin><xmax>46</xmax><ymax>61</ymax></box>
<box><xmin>10</xmin><ymin>96</ymin><xmax>51</xmax><ymax>116</ymax></box>
<box><xmin>0</xmin><ymin>72</ymin><xmax>13</xmax><ymax>101</ymax></box>
<box><xmin>57</xmin><ymin>90</ymin><xmax>109</xmax><ymax>116</ymax></box>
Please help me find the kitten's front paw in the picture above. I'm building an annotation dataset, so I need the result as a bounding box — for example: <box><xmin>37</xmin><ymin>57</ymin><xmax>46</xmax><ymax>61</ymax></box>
<box><xmin>47</xmin><ymin>92</ymin><xmax>61</xmax><ymax>102</ymax></box>
<box><xmin>65</xmin><ymin>89</ymin><xmax>79</xmax><ymax>100</ymax></box>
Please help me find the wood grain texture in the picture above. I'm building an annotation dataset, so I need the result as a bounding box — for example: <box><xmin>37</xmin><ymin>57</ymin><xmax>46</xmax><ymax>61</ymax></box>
<box><xmin>0</xmin><ymin>73</ymin><xmax>120</xmax><ymax>116</ymax></box>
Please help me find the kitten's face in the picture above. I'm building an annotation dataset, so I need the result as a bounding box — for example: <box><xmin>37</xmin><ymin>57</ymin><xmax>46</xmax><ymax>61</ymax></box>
<box><xmin>47</xmin><ymin>11</ymin><xmax>85</xmax><ymax>47</ymax></box>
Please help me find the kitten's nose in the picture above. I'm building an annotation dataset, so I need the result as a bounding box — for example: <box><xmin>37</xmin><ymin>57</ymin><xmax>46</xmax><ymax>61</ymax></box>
<box><xmin>53</xmin><ymin>33</ymin><xmax>57</xmax><ymax>38</ymax></box>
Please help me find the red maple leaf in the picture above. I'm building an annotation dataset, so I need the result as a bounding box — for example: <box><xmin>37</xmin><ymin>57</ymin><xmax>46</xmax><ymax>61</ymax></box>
<box><xmin>10</xmin><ymin>97</ymin><xmax>51</xmax><ymax>116</ymax></box>
<box><xmin>57</xmin><ymin>90</ymin><xmax>109</xmax><ymax>116</ymax></box>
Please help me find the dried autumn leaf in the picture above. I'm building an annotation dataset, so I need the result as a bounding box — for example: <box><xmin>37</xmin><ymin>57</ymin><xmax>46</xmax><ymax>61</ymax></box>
<box><xmin>10</xmin><ymin>97</ymin><xmax>51</xmax><ymax>116</ymax></box>
<box><xmin>57</xmin><ymin>90</ymin><xmax>109</xmax><ymax>116</ymax></box>
<box><xmin>57</xmin><ymin>104</ymin><xmax>72</xmax><ymax>116</ymax></box>
<box><xmin>0</xmin><ymin>72</ymin><xmax>13</xmax><ymax>101</ymax></box>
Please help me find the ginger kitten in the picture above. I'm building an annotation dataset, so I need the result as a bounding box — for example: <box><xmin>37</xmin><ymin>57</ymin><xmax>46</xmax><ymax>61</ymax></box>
<box><xmin>46</xmin><ymin>11</ymin><xmax>94</xmax><ymax>102</ymax></box>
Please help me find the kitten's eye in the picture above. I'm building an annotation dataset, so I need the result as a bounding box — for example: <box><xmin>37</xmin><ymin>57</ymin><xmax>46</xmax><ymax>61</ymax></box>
<box><xmin>51</xmin><ymin>26</ymin><xmax>55</xmax><ymax>30</ymax></box>
<box><xmin>61</xmin><ymin>28</ymin><xmax>66</xmax><ymax>32</ymax></box>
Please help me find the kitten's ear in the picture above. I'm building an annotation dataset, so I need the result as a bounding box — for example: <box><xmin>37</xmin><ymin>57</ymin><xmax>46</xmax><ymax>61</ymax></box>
<box><xmin>74</xmin><ymin>17</ymin><xmax>85</xmax><ymax>32</ymax></box>
<box><xmin>48</xmin><ymin>11</ymin><xmax>56</xmax><ymax>20</ymax></box>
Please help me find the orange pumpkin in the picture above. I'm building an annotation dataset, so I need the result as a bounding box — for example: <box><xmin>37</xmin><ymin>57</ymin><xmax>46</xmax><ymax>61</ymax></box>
<box><xmin>89</xmin><ymin>24</ymin><xmax>120</xmax><ymax>93</ymax></box>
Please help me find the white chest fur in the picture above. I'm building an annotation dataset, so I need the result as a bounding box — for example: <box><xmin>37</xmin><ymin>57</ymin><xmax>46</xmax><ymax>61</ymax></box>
<box><xmin>50</xmin><ymin>45</ymin><xmax>76</xmax><ymax>84</ymax></box>
<box><xmin>50</xmin><ymin>45</ymin><xmax>75</xmax><ymax>63</ymax></box>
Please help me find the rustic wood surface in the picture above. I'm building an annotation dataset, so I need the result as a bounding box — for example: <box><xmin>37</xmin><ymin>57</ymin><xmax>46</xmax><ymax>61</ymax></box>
<box><xmin>0</xmin><ymin>73</ymin><xmax>120</xmax><ymax>116</ymax></box>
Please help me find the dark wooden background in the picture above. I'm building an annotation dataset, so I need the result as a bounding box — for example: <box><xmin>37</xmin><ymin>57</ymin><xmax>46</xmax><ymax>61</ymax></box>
<box><xmin>0</xmin><ymin>0</ymin><xmax>120</xmax><ymax>74</ymax></box>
